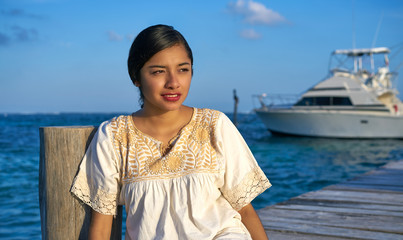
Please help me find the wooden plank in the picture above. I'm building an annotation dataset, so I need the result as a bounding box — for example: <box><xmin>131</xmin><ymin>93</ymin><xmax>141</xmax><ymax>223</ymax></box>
<box><xmin>266</xmin><ymin>230</ymin><xmax>348</xmax><ymax>240</ymax></box>
<box><xmin>260</xmin><ymin>218</ymin><xmax>403</xmax><ymax>240</ymax></box>
<box><xmin>259</xmin><ymin>160</ymin><xmax>403</xmax><ymax>240</ymax></box>
<box><xmin>269</xmin><ymin>204</ymin><xmax>403</xmax><ymax>217</ymax></box>
<box><xmin>258</xmin><ymin>208</ymin><xmax>403</xmax><ymax>233</ymax></box>
<box><xmin>327</xmin><ymin>183</ymin><xmax>403</xmax><ymax>193</ymax></box>
<box><xmin>259</xmin><ymin>205</ymin><xmax>403</xmax><ymax>233</ymax></box>
<box><xmin>341</xmin><ymin>178</ymin><xmax>403</xmax><ymax>187</ymax></box>
<box><xmin>297</xmin><ymin>189</ymin><xmax>403</xmax><ymax>205</ymax></box>
<box><xmin>277</xmin><ymin>198</ymin><xmax>403</xmax><ymax>212</ymax></box>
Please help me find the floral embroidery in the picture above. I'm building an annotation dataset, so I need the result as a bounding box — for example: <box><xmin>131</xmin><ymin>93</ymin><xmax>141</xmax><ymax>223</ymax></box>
<box><xmin>144</xmin><ymin>152</ymin><xmax>184</xmax><ymax>175</ymax></box>
<box><xmin>191</xmin><ymin>125</ymin><xmax>210</xmax><ymax>144</ymax></box>
<box><xmin>165</xmin><ymin>152</ymin><xmax>184</xmax><ymax>172</ymax></box>
<box><xmin>109</xmin><ymin>108</ymin><xmax>222</xmax><ymax>183</ymax></box>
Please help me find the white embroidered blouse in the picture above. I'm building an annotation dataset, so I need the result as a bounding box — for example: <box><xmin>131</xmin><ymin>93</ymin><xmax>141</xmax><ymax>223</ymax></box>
<box><xmin>70</xmin><ymin>108</ymin><xmax>271</xmax><ymax>240</ymax></box>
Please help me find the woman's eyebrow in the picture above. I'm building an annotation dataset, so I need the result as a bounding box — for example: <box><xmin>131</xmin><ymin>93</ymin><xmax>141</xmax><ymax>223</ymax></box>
<box><xmin>148</xmin><ymin>62</ymin><xmax>190</xmax><ymax>68</ymax></box>
<box><xmin>179</xmin><ymin>62</ymin><xmax>191</xmax><ymax>66</ymax></box>
<box><xmin>148</xmin><ymin>65</ymin><xmax>166</xmax><ymax>69</ymax></box>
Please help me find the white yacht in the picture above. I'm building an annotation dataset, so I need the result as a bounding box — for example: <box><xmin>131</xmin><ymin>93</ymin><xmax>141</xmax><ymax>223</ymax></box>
<box><xmin>254</xmin><ymin>47</ymin><xmax>403</xmax><ymax>138</ymax></box>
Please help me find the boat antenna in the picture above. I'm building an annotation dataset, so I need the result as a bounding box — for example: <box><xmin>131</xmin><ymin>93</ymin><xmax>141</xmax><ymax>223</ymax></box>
<box><xmin>371</xmin><ymin>11</ymin><xmax>384</xmax><ymax>48</ymax></box>
<box><xmin>395</xmin><ymin>62</ymin><xmax>403</xmax><ymax>72</ymax></box>
<box><xmin>352</xmin><ymin>0</ymin><xmax>356</xmax><ymax>49</ymax></box>
<box><xmin>390</xmin><ymin>42</ymin><xmax>403</xmax><ymax>60</ymax></box>
<box><xmin>351</xmin><ymin>0</ymin><xmax>359</xmax><ymax>72</ymax></box>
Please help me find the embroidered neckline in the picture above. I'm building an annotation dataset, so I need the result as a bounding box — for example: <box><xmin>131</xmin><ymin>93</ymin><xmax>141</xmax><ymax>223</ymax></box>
<box><xmin>161</xmin><ymin>134</ymin><xmax>179</xmax><ymax>156</ymax></box>
<box><xmin>129</xmin><ymin>108</ymin><xmax>197</xmax><ymax>154</ymax></box>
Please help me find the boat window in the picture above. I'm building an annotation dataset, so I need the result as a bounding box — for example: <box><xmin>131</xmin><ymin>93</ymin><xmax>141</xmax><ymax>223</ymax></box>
<box><xmin>295</xmin><ymin>97</ymin><xmax>352</xmax><ymax>106</ymax></box>
<box><xmin>316</xmin><ymin>97</ymin><xmax>331</xmax><ymax>105</ymax></box>
<box><xmin>332</xmin><ymin>97</ymin><xmax>352</xmax><ymax>106</ymax></box>
<box><xmin>309</xmin><ymin>87</ymin><xmax>346</xmax><ymax>91</ymax></box>
<box><xmin>295</xmin><ymin>97</ymin><xmax>315</xmax><ymax>106</ymax></box>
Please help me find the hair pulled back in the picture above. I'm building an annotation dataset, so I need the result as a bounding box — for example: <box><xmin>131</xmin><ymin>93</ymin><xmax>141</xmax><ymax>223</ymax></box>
<box><xmin>127</xmin><ymin>25</ymin><xmax>193</xmax><ymax>101</ymax></box>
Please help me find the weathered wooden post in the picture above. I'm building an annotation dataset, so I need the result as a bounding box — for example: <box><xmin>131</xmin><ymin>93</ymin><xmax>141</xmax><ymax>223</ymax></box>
<box><xmin>39</xmin><ymin>126</ymin><xmax>122</xmax><ymax>240</ymax></box>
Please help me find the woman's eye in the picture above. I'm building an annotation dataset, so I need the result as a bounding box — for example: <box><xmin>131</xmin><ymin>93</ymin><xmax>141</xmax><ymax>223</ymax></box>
<box><xmin>180</xmin><ymin>68</ymin><xmax>190</xmax><ymax>72</ymax></box>
<box><xmin>152</xmin><ymin>70</ymin><xmax>164</xmax><ymax>75</ymax></box>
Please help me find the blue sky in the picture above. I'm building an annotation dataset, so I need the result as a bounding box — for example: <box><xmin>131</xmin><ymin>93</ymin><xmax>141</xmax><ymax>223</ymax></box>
<box><xmin>1</xmin><ymin>0</ymin><xmax>403</xmax><ymax>113</ymax></box>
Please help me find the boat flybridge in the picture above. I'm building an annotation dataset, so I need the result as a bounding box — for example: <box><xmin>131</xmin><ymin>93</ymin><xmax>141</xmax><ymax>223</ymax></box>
<box><xmin>254</xmin><ymin>47</ymin><xmax>403</xmax><ymax>138</ymax></box>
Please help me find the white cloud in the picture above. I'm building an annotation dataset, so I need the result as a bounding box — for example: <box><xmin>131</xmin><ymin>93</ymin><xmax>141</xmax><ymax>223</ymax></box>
<box><xmin>126</xmin><ymin>34</ymin><xmax>135</xmax><ymax>41</ymax></box>
<box><xmin>240</xmin><ymin>28</ymin><xmax>262</xmax><ymax>39</ymax></box>
<box><xmin>0</xmin><ymin>32</ymin><xmax>11</xmax><ymax>46</ymax></box>
<box><xmin>228</xmin><ymin>0</ymin><xmax>286</xmax><ymax>26</ymax></box>
<box><xmin>11</xmin><ymin>25</ymin><xmax>38</xmax><ymax>42</ymax></box>
<box><xmin>1</xmin><ymin>8</ymin><xmax>45</xmax><ymax>20</ymax></box>
<box><xmin>0</xmin><ymin>25</ymin><xmax>39</xmax><ymax>46</ymax></box>
<box><xmin>107</xmin><ymin>31</ymin><xmax>123</xmax><ymax>41</ymax></box>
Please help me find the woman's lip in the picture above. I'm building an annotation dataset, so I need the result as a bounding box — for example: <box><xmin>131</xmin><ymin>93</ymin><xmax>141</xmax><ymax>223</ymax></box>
<box><xmin>162</xmin><ymin>93</ymin><xmax>181</xmax><ymax>101</ymax></box>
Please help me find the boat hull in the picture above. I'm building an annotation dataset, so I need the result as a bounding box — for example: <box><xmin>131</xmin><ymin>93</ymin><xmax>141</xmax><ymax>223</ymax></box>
<box><xmin>255</xmin><ymin>109</ymin><xmax>403</xmax><ymax>138</ymax></box>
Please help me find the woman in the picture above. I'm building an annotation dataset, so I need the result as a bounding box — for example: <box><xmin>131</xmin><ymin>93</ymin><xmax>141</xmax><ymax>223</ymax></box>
<box><xmin>71</xmin><ymin>24</ymin><xmax>271</xmax><ymax>240</ymax></box>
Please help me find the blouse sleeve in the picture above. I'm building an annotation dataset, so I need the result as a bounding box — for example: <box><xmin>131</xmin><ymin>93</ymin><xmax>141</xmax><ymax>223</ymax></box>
<box><xmin>70</xmin><ymin>120</ymin><xmax>122</xmax><ymax>215</ymax></box>
<box><xmin>216</xmin><ymin>113</ymin><xmax>271</xmax><ymax>211</ymax></box>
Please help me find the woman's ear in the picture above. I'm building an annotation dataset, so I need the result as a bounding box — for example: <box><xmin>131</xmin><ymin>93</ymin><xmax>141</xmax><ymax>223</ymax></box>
<box><xmin>134</xmin><ymin>81</ymin><xmax>141</xmax><ymax>87</ymax></box>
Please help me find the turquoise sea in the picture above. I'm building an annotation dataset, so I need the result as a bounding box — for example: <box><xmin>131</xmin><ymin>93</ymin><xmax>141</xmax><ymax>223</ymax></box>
<box><xmin>1</xmin><ymin>112</ymin><xmax>402</xmax><ymax>239</ymax></box>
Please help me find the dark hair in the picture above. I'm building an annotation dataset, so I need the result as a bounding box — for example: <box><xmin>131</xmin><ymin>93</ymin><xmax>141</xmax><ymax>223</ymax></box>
<box><xmin>127</xmin><ymin>24</ymin><xmax>193</xmax><ymax>106</ymax></box>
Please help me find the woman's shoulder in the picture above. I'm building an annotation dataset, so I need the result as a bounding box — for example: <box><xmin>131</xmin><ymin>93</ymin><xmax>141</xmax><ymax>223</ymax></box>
<box><xmin>97</xmin><ymin>114</ymin><xmax>133</xmax><ymax>136</ymax></box>
<box><xmin>109</xmin><ymin>114</ymin><xmax>132</xmax><ymax>126</ymax></box>
<box><xmin>191</xmin><ymin>108</ymin><xmax>236</xmax><ymax>132</ymax></box>
<box><xmin>194</xmin><ymin>107</ymin><xmax>224</xmax><ymax>119</ymax></box>
<box><xmin>194</xmin><ymin>107</ymin><xmax>233</xmax><ymax>124</ymax></box>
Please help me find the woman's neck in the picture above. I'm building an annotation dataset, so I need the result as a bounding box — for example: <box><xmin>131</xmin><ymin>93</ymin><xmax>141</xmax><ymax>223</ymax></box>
<box><xmin>132</xmin><ymin>105</ymin><xmax>193</xmax><ymax>144</ymax></box>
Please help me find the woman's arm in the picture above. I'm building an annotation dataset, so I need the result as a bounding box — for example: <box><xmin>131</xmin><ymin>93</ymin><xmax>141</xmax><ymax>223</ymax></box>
<box><xmin>238</xmin><ymin>203</ymin><xmax>268</xmax><ymax>240</ymax></box>
<box><xmin>88</xmin><ymin>210</ymin><xmax>114</xmax><ymax>240</ymax></box>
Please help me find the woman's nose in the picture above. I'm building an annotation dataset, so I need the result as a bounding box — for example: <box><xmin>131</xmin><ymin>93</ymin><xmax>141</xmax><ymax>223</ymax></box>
<box><xmin>165</xmin><ymin>71</ymin><xmax>180</xmax><ymax>89</ymax></box>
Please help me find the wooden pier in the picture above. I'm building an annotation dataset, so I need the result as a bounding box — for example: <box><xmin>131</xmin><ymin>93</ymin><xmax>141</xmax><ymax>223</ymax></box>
<box><xmin>258</xmin><ymin>160</ymin><xmax>403</xmax><ymax>240</ymax></box>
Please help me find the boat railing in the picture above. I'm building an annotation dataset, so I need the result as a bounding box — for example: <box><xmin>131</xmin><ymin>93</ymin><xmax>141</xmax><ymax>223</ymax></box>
<box><xmin>253</xmin><ymin>94</ymin><xmax>300</xmax><ymax>109</ymax></box>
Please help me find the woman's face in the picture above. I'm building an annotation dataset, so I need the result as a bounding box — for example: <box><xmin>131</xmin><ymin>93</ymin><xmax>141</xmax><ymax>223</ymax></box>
<box><xmin>138</xmin><ymin>44</ymin><xmax>192</xmax><ymax>113</ymax></box>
